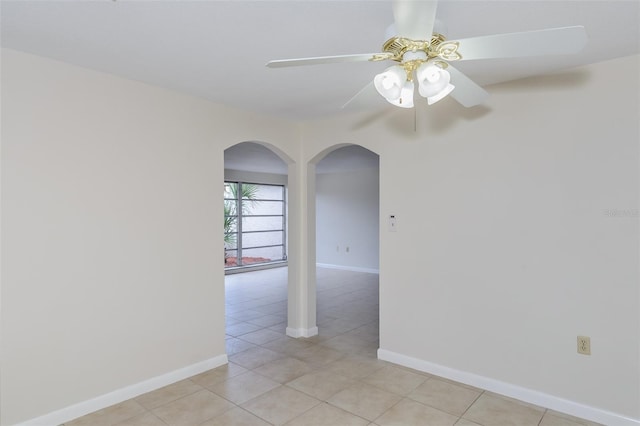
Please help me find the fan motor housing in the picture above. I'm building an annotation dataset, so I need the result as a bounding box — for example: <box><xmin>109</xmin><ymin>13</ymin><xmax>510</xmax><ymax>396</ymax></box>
<box><xmin>382</xmin><ymin>34</ymin><xmax>446</xmax><ymax>61</ymax></box>
<box><xmin>379</xmin><ymin>34</ymin><xmax>462</xmax><ymax>63</ymax></box>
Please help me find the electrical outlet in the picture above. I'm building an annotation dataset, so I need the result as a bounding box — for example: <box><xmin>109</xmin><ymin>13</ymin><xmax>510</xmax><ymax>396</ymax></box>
<box><xmin>577</xmin><ymin>336</ymin><xmax>591</xmax><ymax>355</ymax></box>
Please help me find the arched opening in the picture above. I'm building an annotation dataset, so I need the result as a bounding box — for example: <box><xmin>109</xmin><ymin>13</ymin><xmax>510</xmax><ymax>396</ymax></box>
<box><xmin>223</xmin><ymin>141</ymin><xmax>294</xmax><ymax>354</ymax></box>
<box><xmin>224</xmin><ymin>142</ymin><xmax>290</xmax><ymax>271</ymax></box>
<box><xmin>312</xmin><ymin>144</ymin><xmax>380</xmax><ymax>349</ymax></box>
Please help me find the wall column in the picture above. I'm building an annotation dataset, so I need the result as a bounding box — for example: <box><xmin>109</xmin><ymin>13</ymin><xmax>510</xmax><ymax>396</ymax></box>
<box><xmin>286</xmin><ymin>161</ymin><xmax>317</xmax><ymax>337</ymax></box>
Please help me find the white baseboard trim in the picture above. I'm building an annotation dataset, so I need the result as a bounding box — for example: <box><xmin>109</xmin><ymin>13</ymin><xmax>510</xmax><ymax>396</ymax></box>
<box><xmin>377</xmin><ymin>349</ymin><xmax>639</xmax><ymax>426</ymax></box>
<box><xmin>286</xmin><ymin>326</ymin><xmax>319</xmax><ymax>338</ymax></box>
<box><xmin>17</xmin><ymin>354</ymin><xmax>228</xmax><ymax>426</ymax></box>
<box><xmin>316</xmin><ymin>263</ymin><xmax>379</xmax><ymax>274</ymax></box>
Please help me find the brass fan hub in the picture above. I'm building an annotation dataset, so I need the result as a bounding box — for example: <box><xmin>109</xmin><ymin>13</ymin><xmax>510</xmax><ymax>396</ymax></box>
<box><xmin>371</xmin><ymin>33</ymin><xmax>462</xmax><ymax>63</ymax></box>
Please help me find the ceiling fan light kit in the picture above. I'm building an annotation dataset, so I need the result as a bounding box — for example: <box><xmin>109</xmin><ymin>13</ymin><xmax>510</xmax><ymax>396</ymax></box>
<box><xmin>374</xmin><ymin>59</ymin><xmax>453</xmax><ymax>107</ymax></box>
<box><xmin>266</xmin><ymin>0</ymin><xmax>588</xmax><ymax>111</ymax></box>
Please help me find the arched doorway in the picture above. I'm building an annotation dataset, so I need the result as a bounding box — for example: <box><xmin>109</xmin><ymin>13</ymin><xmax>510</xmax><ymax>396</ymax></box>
<box><xmin>223</xmin><ymin>141</ymin><xmax>294</xmax><ymax>354</ymax></box>
<box><xmin>309</xmin><ymin>144</ymin><xmax>380</xmax><ymax>343</ymax></box>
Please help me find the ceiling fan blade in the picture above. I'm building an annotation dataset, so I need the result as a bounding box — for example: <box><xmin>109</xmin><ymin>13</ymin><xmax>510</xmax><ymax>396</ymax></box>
<box><xmin>447</xmin><ymin>65</ymin><xmax>490</xmax><ymax>107</ymax></box>
<box><xmin>452</xmin><ymin>26</ymin><xmax>588</xmax><ymax>61</ymax></box>
<box><xmin>393</xmin><ymin>0</ymin><xmax>438</xmax><ymax>40</ymax></box>
<box><xmin>266</xmin><ymin>53</ymin><xmax>384</xmax><ymax>68</ymax></box>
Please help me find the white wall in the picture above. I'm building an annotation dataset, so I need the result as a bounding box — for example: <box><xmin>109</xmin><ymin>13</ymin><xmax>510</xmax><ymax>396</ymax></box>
<box><xmin>301</xmin><ymin>55</ymin><xmax>639</xmax><ymax>422</ymax></box>
<box><xmin>316</xmin><ymin>167</ymin><xmax>379</xmax><ymax>271</ymax></box>
<box><xmin>0</xmin><ymin>49</ymin><xmax>299</xmax><ymax>425</ymax></box>
<box><xmin>2</xmin><ymin>46</ymin><xmax>638</xmax><ymax>426</ymax></box>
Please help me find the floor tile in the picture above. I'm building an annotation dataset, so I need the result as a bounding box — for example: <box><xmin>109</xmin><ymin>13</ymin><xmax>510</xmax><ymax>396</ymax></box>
<box><xmin>319</xmin><ymin>334</ymin><xmax>373</xmax><ymax>353</ymax></box>
<box><xmin>225</xmin><ymin>316</ymin><xmax>242</xmax><ymax>326</ymax></box>
<box><xmin>254</xmin><ymin>302</ymin><xmax>288</xmax><ymax>315</ymax></box>
<box><xmin>327</xmin><ymin>383</ymin><xmax>402</xmax><ymax>421</ymax></box>
<box><xmin>350</xmin><ymin>345</ymin><xmax>379</xmax><ymax>358</ymax></box>
<box><xmin>462</xmin><ymin>393</ymin><xmax>545</xmax><ymax>426</ymax></box>
<box><xmin>253</xmin><ymin>356</ymin><xmax>315</xmax><ymax>383</ymax></box>
<box><xmin>315</xmin><ymin>326</ymin><xmax>345</xmax><ymax>338</ymax></box>
<box><xmin>268</xmin><ymin>321</ymin><xmax>288</xmax><ymax>332</ymax></box>
<box><xmin>207</xmin><ymin>370</ymin><xmax>280</xmax><ymax>404</ymax></box>
<box><xmin>226</xmin><ymin>337</ymin><xmax>258</xmax><ymax>355</ymax></box>
<box><xmin>374</xmin><ymin>398</ymin><xmax>458</xmax><ymax>426</ymax></box>
<box><xmin>247</xmin><ymin>314</ymin><xmax>287</xmax><ymax>327</ymax></box>
<box><xmin>152</xmin><ymin>389</ymin><xmax>234</xmax><ymax>426</ymax></box>
<box><xmin>361</xmin><ymin>364</ymin><xmax>427</xmax><ymax>396</ymax></box>
<box><xmin>238</xmin><ymin>328</ymin><xmax>285</xmax><ymax>345</ymax></box>
<box><xmin>408</xmin><ymin>377</ymin><xmax>482</xmax><ymax>416</ymax></box>
<box><xmin>65</xmin><ymin>400</ymin><xmax>147</xmax><ymax>426</ymax></box>
<box><xmin>200</xmin><ymin>406</ymin><xmax>271</xmax><ymax>426</ymax></box>
<box><xmin>455</xmin><ymin>418</ymin><xmax>483</xmax><ymax>426</ymax></box>
<box><xmin>285</xmin><ymin>402</ymin><xmax>370</xmax><ymax>426</ymax></box>
<box><xmin>191</xmin><ymin>362</ymin><xmax>248</xmax><ymax>388</ymax></box>
<box><xmin>242</xmin><ymin>385</ymin><xmax>321</xmax><ymax>425</ymax></box>
<box><xmin>261</xmin><ymin>335</ymin><xmax>316</xmax><ymax>355</ymax></box>
<box><xmin>324</xmin><ymin>354</ymin><xmax>388</xmax><ymax>379</ymax></box>
<box><xmin>286</xmin><ymin>370</ymin><xmax>355</xmax><ymax>400</ymax></box>
<box><xmin>540</xmin><ymin>411</ymin><xmax>604</xmax><ymax>426</ymax></box>
<box><xmin>135</xmin><ymin>379</ymin><xmax>202</xmax><ymax>409</ymax></box>
<box><xmin>318</xmin><ymin>318</ymin><xmax>359</xmax><ymax>334</ymax></box>
<box><xmin>255</xmin><ymin>294</ymin><xmax>287</xmax><ymax>304</ymax></box>
<box><xmin>229</xmin><ymin>346</ymin><xmax>284</xmax><ymax>369</ymax></box>
<box><xmin>226</xmin><ymin>322</ymin><xmax>263</xmax><ymax>337</ymax></box>
<box><xmin>113</xmin><ymin>412</ymin><xmax>168</xmax><ymax>426</ymax></box>
<box><xmin>344</xmin><ymin>324</ymin><xmax>380</xmax><ymax>343</ymax></box>
<box><xmin>226</xmin><ymin>309</ymin><xmax>266</xmax><ymax>322</ymax></box>
<box><xmin>293</xmin><ymin>345</ymin><xmax>345</xmax><ymax>366</ymax></box>
<box><xmin>298</xmin><ymin>333</ymin><xmax>334</xmax><ymax>344</ymax></box>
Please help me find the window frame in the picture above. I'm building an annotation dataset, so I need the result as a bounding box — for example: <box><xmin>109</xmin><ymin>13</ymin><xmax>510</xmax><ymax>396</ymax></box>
<box><xmin>224</xmin><ymin>180</ymin><xmax>287</xmax><ymax>268</ymax></box>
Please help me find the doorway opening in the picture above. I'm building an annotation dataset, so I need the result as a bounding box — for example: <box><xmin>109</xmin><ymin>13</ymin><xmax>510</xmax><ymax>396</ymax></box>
<box><xmin>313</xmin><ymin>145</ymin><xmax>380</xmax><ymax>343</ymax></box>
<box><xmin>224</xmin><ymin>142</ymin><xmax>292</xmax><ymax>351</ymax></box>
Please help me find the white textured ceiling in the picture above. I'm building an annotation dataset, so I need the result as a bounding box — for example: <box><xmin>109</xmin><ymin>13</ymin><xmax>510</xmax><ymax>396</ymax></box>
<box><xmin>2</xmin><ymin>0</ymin><xmax>639</xmax><ymax>122</ymax></box>
<box><xmin>4</xmin><ymin>1</ymin><xmax>637</xmax><ymax>173</ymax></box>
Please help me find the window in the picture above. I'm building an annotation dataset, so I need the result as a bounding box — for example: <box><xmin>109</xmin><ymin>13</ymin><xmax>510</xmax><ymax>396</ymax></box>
<box><xmin>224</xmin><ymin>181</ymin><xmax>286</xmax><ymax>268</ymax></box>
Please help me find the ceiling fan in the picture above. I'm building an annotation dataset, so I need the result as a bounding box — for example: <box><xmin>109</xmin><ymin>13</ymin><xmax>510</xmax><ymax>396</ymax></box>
<box><xmin>266</xmin><ymin>0</ymin><xmax>588</xmax><ymax>109</ymax></box>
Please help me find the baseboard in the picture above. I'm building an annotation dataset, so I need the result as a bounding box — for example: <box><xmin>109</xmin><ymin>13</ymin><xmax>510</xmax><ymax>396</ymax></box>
<box><xmin>225</xmin><ymin>261</ymin><xmax>287</xmax><ymax>275</ymax></box>
<box><xmin>316</xmin><ymin>263</ymin><xmax>379</xmax><ymax>274</ymax></box>
<box><xmin>286</xmin><ymin>326</ymin><xmax>319</xmax><ymax>338</ymax></box>
<box><xmin>17</xmin><ymin>354</ymin><xmax>228</xmax><ymax>426</ymax></box>
<box><xmin>377</xmin><ymin>349</ymin><xmax>639</xmax><ymax>426</ymax></box>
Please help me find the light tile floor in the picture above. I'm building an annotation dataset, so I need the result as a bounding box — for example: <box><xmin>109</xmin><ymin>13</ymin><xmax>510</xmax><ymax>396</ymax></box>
<box><xmin>66</xmin><ymin>267</ymin><xmax>601</xmax><ymax>426</ymax></box>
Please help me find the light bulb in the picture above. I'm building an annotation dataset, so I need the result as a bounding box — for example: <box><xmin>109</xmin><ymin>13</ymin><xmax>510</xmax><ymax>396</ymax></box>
<box><xmin>382</xmin><ymin>78</ymin><xmax>395</xmax><ymax>91</ymax></box>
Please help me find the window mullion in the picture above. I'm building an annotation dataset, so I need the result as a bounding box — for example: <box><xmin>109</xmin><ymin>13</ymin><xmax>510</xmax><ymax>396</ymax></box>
<box><xmin>282</xmin><ymin>185</ymin><xmax>287</xmax><ymax>261</ymax></box>
<box><xmin>237</xmin><ymin>182</ymin><xmax>243</xmax><ymax>266</ymax></box>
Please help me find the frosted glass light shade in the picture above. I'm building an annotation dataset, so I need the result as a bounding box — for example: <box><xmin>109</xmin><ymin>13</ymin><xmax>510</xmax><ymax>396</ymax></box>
<box><xmin>417</xmin><ymin>62</ymin><xmax>455</xmax><ymax>105</ymax></box>
<box><xmin>374</xmin><ymin>65</ymin><xmax>414</xmax><ymax>108</ymax></box>
<box><xmin>387</xmin><ymin>80</ymin><xmax>414</xmax><ymax>108</ymax></box>
<box><xmin>374</xmin><ymin>66</ymin><xmax>405</xmax><ymax>101</ymax></box>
